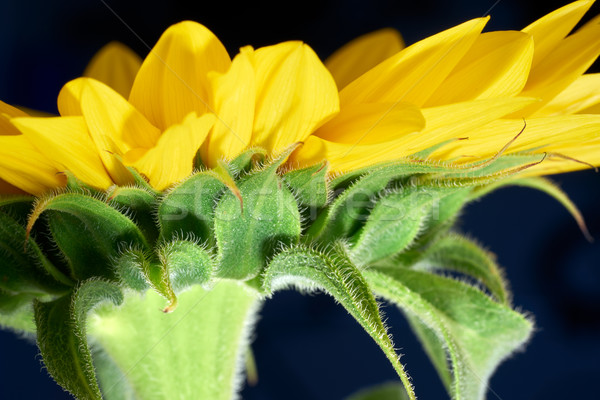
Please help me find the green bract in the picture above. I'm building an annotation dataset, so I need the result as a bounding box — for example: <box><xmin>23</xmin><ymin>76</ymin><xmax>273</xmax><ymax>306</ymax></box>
<box><xmin>0</xmin><ymin>151</ymin><xmax>583</xmax><ymax>400</ymax></box>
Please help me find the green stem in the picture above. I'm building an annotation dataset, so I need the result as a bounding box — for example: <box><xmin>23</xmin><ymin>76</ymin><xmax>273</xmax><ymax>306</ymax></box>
<box><xmin>88</xmin><ymin>281</ymin><xmax>261</xmax><ymax>400</ymax></box>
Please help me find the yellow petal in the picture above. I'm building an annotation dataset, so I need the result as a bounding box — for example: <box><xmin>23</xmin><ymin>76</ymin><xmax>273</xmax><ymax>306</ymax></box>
<box><xmin>58</xmin><ymin>78</ymin><xmax>85</xmax><ymax>116</ymax></box>
<box><xmin>405</xmin><ymin>97</ymin><xmax>538</xmax><ymax>156</ymax></box>
<box><xmin>201</xmin><ymin>51</ymin><xmax>255</xmax><ymax>168</ymax></box>
<box><xmin>125</xmin><ymin>113</ymin><xmax>215</xmax><ymax>190</ymax></box>
<box><xmin>0</xmin><ymin>99</ymin><xmax>28</xmax><ymax>135</ymax></box>
<box><xmin>518</xmin><ymin>24</ymin><xmax>600</xmax><ymax>117</ymax></box>
<box><xmin>129</xmin><ymin>21</ymin><xmax>231</xmax><ymax>130</ymax></box>
<box><xmin>290</xmin><ymin>135</ymin><xmax>416</xmax><ymax>173</ymax></box>
<box><xmin>535</xmin><ymin>73</ymin><xmax>600</xmax><ymax>116</ymax></box>
<box><xmin>80</xmin><ymin>78</ymin><xmax>160</xmax><ymax>150</ymax></box>
<box><xmin>81</xmin><ymin>80</ymin><xmax>150</xmax><ymax>185</ymax></box>
<box><xmin>325</xmin><ymin>28</ymin><xmax>404</xmax><ymax>90</ymax></box>
<box><xmin>431</xmin><ymin>115</ymin><xmax>600</xmax><ymax>163</ymax></box>
<box><xmin>522</xmin><ymin>0</ymin><xmax>594</xmax><ymax>68</ymax></box>
<box><xmin>425</xmin><ymin>31</ymin><xmax>534</xmax><ymax>106</ymax></box>
<box><xmin>84</xmin><ymin>41</ymin><xmax>143</xmax><ymax>98</ymax></box>
<box><xmin>339</xmin><ymin>18</ymin><xmax>488</xmax><ymax>108</ymax></box>
<box><xmin>249</xmin><ymin>42</ymin><xmax>340</xmax><ymax>152</ymax></box>
<box><xmin>314</xmin><ymin>102</ymin><xmax>425</xmax><ymax>145</ymax></box>
<box><xmin>579</xmin><ymin>102</ymin><xmax>600</xmax><ymax>114</ymax></box>
<box><xmin>0</xmin><ymin>135</ymin><xmax>64</xmax><ymax>195</ymax></box>
<box><xmin>11</xmin><ymin>116</ymin><xmax>114</xmax><ymax>189</ymax></box>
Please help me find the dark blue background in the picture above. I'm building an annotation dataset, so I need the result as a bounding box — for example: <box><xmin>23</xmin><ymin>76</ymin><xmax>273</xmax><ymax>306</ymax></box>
<box><xmin>1</xmin><ymin>1</ymin><xmax>599</xmax><ymax>399</ymax></box>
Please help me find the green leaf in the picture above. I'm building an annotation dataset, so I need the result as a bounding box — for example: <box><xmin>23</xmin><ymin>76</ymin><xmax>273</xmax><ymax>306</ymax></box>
<box><xmin>283</xmin><ymin>161</ymin><xmax>330</xmax><ymax>208</ymax></box>
<box><xmin>28</xmin><ymin>193</ymin><xmax>149</xmax><ymax>281</ymax></box>
<box><xmin>158</xmin><ymin>172</ymin><xmax>225</xmax><ymax>243</ymax></box>
<box><xmin>215</xmin><ymin>162</ymin><xmax>301</xmax><ymax>280</ymax></box>
<box><xmin>415</xmin><ymin>234</ymin><xmax>509</xmax><ymax>304</ymax></box>
<box><xmin>350</xmin><ymin>187</ymin><xmax>455</xmax><ymax>265</ymax></box>
<box><xmin>88</xmin><ymin>282</ymin><xmax>259</xmax><ymax>400</ymax></box>
<box><xmin>34</xmin><ymin>279</ymin><xmax>124</xmax><ymax>400</ymax></box>
<box><xmin>108</xmin><ymin>186</ymin><xmax>159</xmax><ymax>245</ymax></box>
<box><xmin>364</xmin><ymin>267</ymin><xmax>533</xmax><ymax>400</ymax></box>
<box><xmin>0</xmin><ymin>211</ymin><xmax>72</xmax><ymax>294</ymax></box>
<box><xmin>346</xmin><ymin>382</ymin><xmax>410</xmax><ymax>400</ymax></box>
<box><xmin>262</xmin><ymin>244</ymin><xmax>416</xmax><ymax>400</ymax></box>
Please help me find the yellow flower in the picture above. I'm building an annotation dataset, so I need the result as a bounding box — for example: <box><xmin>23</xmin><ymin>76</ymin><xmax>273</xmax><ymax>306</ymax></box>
<box><xmin>292</xmin><ymin>0</ymin><xmax>600</xmax><ymax>176</ymax></box>
<box><xmin>1</xmin><ymin>0</ymin><xmax>599</xmax><ymax>195</ymax></box>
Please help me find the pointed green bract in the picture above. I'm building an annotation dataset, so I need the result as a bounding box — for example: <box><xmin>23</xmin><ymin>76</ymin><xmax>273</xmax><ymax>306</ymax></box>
<box><xmin>158</xmin><ymin>240</ymin><xmax>214</xmax><ymax>292</ymax></box>
<box><xmin>365</xmin><ymin>267</ymin><xmax>532</xmax><ymax>400</ymax></box>
<box><xmin>263</xmin><ymin>244</ymin><xmax>416</xmax><ymax>400</ymax></box>
<box><xmin>283</xmin><ymin>161</ymin><xmax>330</xmax><ymax>208</ymax></box>
<box><xmin>109</xmin><ymin>186</ymin><xmax>159</xmax><ymax>245</ymax></box>
<box><xmin>229</xmin><ymin>147</ymin><xmax>267</xmax><ymax>175</ymax></box>
<box><xmin>308</xmin><ymin>161</ymin><xmax>457</xmax><ymax>241</ymax></box>
<box><xmin>31</xmin><ymin>193</ymin><xmax>149</xmax><ymax>281</ymax></box>
<box><xmin>350</xmin><ymin>186</ymin><xmax>455</xmax><ymax>265</ymax></box>
<box><xmin>0</xmin><ymin>211</ymin><xmax>72</xmax><ymax>294</ymax></box>
<box><xmin>215</xmin><ymin>161</ymin><xmax>301</xmax><ymax>280</ymax></box>
<box><xmin>158</xmin><ymin>172</ymin><xmax>225</xmax><ymax>243</ymax></box>
<box><xmin>34</xmin><ymin>279</ymin><xmax>123</xmax><ymax>400</ymax></box>
<box><xmin>413</xmin><ymin>234</ymin><xmax>509</xmax><ymax>304</ymax></box>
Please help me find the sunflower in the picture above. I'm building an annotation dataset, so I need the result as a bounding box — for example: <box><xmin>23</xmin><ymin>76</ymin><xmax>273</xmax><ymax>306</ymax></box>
<box><xmin>1</xmin><ymin>0</ymin><xmax>599</xmax><ymax>195</ymax></box>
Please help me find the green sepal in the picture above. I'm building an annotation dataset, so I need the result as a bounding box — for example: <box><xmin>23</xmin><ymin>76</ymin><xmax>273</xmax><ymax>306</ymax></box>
<box><xmin>215</xmin><ymin>159</ymin><xmax>301</xmax><ymax>280</ymax></box>
<box><xmin>158</xmin><ymin>172</ymin><xmax>225</xmax><ymax>244</ymax></box>
<box><xmin>108</xmin><ymin>186</ymin><xmax>159</xmax><ymax>245</ymax></box>
<box><xmin>263</xmin><ymin>244</ymin><xmax>416</xmax><ymax>400</ymax></box>
<box><xmin>63</xmin><ymin>171</ymin><xmax>101</xmax><ymax>194</ymax></box>
<box><xmin>414</xmin><ymin>234</ymin><xmax>509</xmax><ymax>304</ymax></box>
<box><xmin>309</xmin><ymin>161</ymin><xmax>456</xmax><ymax>242</ymax></box>
<box><xmin>0</xmin><ymin>211</ymin><xmax>72</xmax><ymax>294</ymax></box>
<box><xmin>346</xmin><ymin>382</ymin><xmax>410</xmax><ymax>400</ymax></box>
<box><xmin>29</xmin><ymin>193</ymin><xmax>149</xmax><ymax>281</ymax></box>
<box><xmin>364</xmin><ymin>267</ymin><xmax>533</xmax><ymax>400</ymax></box>
<box><xmin>283</xmin><ymin>161</ymin><xmax>329</xmax><ymax>208</ymax></box>
<box><xmin>229</xmin><ymin>147</ymin><xmax>267</xmax><ymax>175</ymax></box>
<box><xmin>350</xmin><ymin>187</ymin><xmax>456</xmax><ymax>265</ymax></box>
<box><xmin>113</xmin><ymin>247</ymin><xmax>152</xmax><ymax>291</ymax></box>
<box><xmin>158</xmin><ymin>240</ymin><xmax>214</xmax><ymax>292</ymax></box>
<box><xmin>34</xmin><ymin>279</ymin><xmax>124</xmax><ymax>400</ymax></box>
<box><xmin>414</xmin><ymin>187</ymin><xmax>471</xmax><ymax>245</ymax></box>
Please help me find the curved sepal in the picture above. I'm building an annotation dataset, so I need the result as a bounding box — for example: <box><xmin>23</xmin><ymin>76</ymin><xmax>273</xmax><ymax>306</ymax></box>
<box><xmin>34</xmin><ymin>279</ymin><xmax>124</xmax><ymax>400</ymax></box>
<box><xmin>350</xmin><ymin>187</ymin><xmax>458</xmax><ymax>265</ymax></box>
<box><xmin>158</xmin><ymin>240</ymin><xmax>214</xmax><ymax>292</ymax></box>
<box><xmin>158</xmin><ymin>173</ymin><xmax>225</xmax><ymax>244</ymax></box>
<box><xmin>215</xmin><ymin>159</ymin><xmax>301</xmax><ymax>280</ymax></box>
<box><xmin>108</xmin><ymin>186</ymin><xmax>159</xmax><ymax>245</ymax></box>
<box><xmin>308</xmin><ymin>161</ymin><xmax>455</xmax><ymax>241</ymax></box>
<box><xmin>0</xmin><ymin>295</ymin><xmax>36</xmax><ymax>332</ymax></box>
<box><xmin>28</xmin><ymin>193</ymin><xmax>149</xmax><ymax>281</ymax></box>
<box><xmin>364</xmin><ymin>267</ymin><xmax>532</xmax><ymax>400</ymax></box>
<box><xmin>262</xmin><ymin>244</ymin><xmax>416</xmax><ymax>400</ymax></box>
<box><xmin>0</xmin><ymin>211</ymin><xmax>72</xmax><ymax>294</ymax></box>
<box><xmin>283</xmin><ymin>161</ymin><xmax>330</xmax><ymax>208</ymax></box>
<box><xmin>413</xmin><ymin>234</ymin><xmax>509</xmax><ymax>304</ymax></box>
<box><xmin>229</xmin><ymin>147</ymin><xmax>267</xmax><ymax>175</ymax></box>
